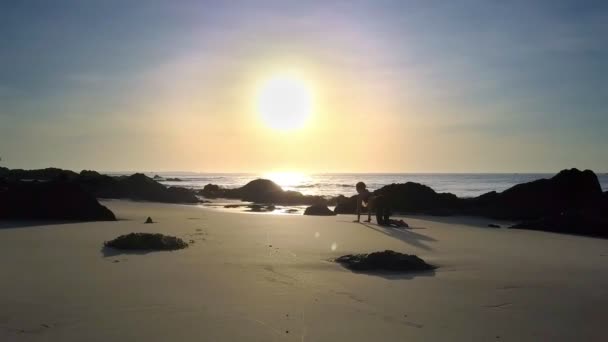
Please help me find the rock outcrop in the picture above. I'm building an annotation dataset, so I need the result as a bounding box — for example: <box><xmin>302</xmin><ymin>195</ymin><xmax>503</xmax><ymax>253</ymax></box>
<box><xmin>0</xmin><ymin>180</ymin><xmax>116</xmax><ymax>221</ymax></box>
<box><xmin>0</xmin><ymin>168</ymin><xmax>200</xmax><ymax>204</ymax></box>
<box><xmin>304</xmin><ymin>204</ymin><xmax>336</xmax><ymax>216</ymax></box>
<box><xmin>333</xmin><ymin>183</ymin><xmax>461</xmax><ymax>215</ymax></box>
<box><xmin>199</xmin><ymin>179</ymin><xmax>326</xmax><ymax>205</ymax></box>
<box><xmin>468</xmin><ymin>168</ymin><xmax>603</xmax><ymax>220</ymax></box>
<box><xmin>510</xmin><ymin>209</ymin><xmax>608</xmax><ymax>238</ymax></box>
<box><xmin>375</xmin><ymin>182</ymin><xmax>462</xmax><ymax>214</ymax></box>
<box><xmin>0</xmin><ymin>167</ymin><xmax>78</xmax><ymax>181</ymax></box>
<box><xmin>79</xmin><ymin>172</ymin><xmax>199</xmax><ymax>203</ymax></box>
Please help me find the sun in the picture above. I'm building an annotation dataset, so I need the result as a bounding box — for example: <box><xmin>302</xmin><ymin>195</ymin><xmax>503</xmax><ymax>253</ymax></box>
<box><xmin>257</xmin><ymin>73</ymin><xmax>313</xmax><ymax>131</ymax></box>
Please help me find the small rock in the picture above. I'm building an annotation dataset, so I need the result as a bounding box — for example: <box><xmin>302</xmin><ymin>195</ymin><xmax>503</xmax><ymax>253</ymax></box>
<box><xmin>105</xmin><ymin>233</ymin><xmax>188</xmax><ymax>251</ymax></box>
<box><xmin>145</xmin><ymin>216</ymin><xmax>154</xmax><ymax>224</ymax></box>
<box><xmin>304</xmin><ymin>204</ymin><xmax>336</xmax><ymax>216</ymax></box>
<box><xmin>335</xmin><ymin>250</ymin><xmax>435</xmax><ymax>272</ymax></box>
<box><xmin>487</xmin><ymin>223</ymin><xmax>501</xmax><ymax>228</ymax></box>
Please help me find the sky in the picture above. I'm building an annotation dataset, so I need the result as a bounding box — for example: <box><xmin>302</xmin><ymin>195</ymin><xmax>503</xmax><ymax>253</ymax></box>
<box><xmin>1</xmin><ymin>0</ymin><xmax>607</xmax><ymax>173</ymax></box>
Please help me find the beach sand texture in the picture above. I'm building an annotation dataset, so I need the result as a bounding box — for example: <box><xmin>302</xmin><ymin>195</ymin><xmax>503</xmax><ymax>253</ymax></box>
<box><xmin>1</xmin><ymin>200</ymin><xmax>607</xmax><ymax>341</ymax></box>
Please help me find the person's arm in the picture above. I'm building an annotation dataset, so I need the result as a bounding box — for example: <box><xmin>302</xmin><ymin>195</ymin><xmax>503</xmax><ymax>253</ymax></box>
<box><xmin>366</xmin><ymin>196</ymin><xmax>373</xmax><ymax>222</ymax></box>
<box><xmin>355</xmin><ymin>195</ymin><xmax>361</xmax><ymax>222</ymax></box>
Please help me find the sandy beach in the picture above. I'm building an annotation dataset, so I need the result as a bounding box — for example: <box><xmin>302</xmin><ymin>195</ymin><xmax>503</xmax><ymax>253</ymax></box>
<box><xmin>0</xmin><ymin>200</ymin><xmax>606</xmax><ymax>341</ymax></box>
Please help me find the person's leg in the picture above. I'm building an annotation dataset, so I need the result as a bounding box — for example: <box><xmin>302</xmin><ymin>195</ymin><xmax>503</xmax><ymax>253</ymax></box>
<box><xmin>383</xmin><ymin>206</ymin><xmax>390</xmax><ymax>224</ymax></box>
<box><xmin>376</xmin><ymin>207</ymin><xmax>384</xmax><ymax>225</ymax></box>
<box><xmin>375</xmin><ymin>197</ymin><xmax>387</xmax><ymax>225</ymax></box>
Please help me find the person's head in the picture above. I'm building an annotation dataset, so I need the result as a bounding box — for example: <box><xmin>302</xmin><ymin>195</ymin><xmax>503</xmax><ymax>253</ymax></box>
<box><xmin>355</xmin><ymin>181</ymin><xmax>367</xmax><ymax>194</ymax></box>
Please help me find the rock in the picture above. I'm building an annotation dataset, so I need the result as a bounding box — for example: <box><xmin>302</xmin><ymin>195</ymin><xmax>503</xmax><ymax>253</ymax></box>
<box><xmin>333</xmin><ymin>195</ymin><xmax>358</xmax><ymax>214</ymax></box>
<box><xmin>304</xmin><ymin>204</ymin><xmax>336</xmax><ymax>216</ymax></box>
<box><xmin>104</xmin><ymin>233</ymin><xmax>188</xmax><ymax>251</ymax></box>
<box><xmin>199</xmin><ymin>184</ymin><xmax>222</xmax><ymax>198</ymax></box>
<box><xmin>199</xmin><ymin>179</ymin><xmax>326</xmax><ymax>205</ymax></box>
<box><xmin>333</xmin><ymin>169</ymin><xmax>606</xmax><ymax>227</ymax></box>
<box><xmin>335</xmin><ymin>250</ymin><xmax>435</xmax><ymax>272</ymax></box>
<box><xmin>1</xmin><ymin>167</ymin><xmax>78</xmax><ymax>182</ymax></box>
<box><xmin>247</xmin><ymin>204</ymin><xmax>275</xmax><ymax>212</ymax></box>
<box><xmin>249</xmin><ymin>204</ymin><xmax>263</xmax><ymax>212</ymax></box>
<box><xmin>0</xmin><ymin>180</ymin><xmax>116</xmax><ymax>221</ymax></box>
<box><xmin>90</xmin><ymin>173</ymin><xmax>199</xmax><ymax>203</ymax></box>
<box><xmin>153</xmin><ymin>175</ymin><xmax>163</xmax><ymax>180</ymax></box>
<box><xmin>375</xmin><ymin>182</ymin><xmax>462</xmax><ymax>214</ymax></box>
<box><xmin>487</xmin><ymin>223</ymin><xmax>501</xmax><ymax>228</ymax></box>
<box><xmin>511</xmin><ymin>209</ymin><xmax>608</xmax><ymax>238</ymax></box>
<box><xmin>145</xmin><ymin>217</ymin><xmax>154</xmax><ymax>224</ymax></box>
<box><xmin>334</xmin><ymin>183</ymin><xmax>462</xmax><ymax>215</ymax></box>
<box><xmin>236</xmin><ymin>179</ymin><xmax>283</xmax><ymax>202</ymax></box>
<box><xmin>469</xmin><ymin>168</ymin><xmax>603</xmax><ymax>220</ymax></box>
<box><xmin>166</xmin><ymin>177</ymin><xmax>182</xmax><ymax>182</ymax></box>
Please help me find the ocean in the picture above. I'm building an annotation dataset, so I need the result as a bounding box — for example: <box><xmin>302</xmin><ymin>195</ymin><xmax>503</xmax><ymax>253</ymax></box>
<box><xmin>106</xmin><ymin>172</ymin><xmax>608</xmax><ymax>199</ymax></box>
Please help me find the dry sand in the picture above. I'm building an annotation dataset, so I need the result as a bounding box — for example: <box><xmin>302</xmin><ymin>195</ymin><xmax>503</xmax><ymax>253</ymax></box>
<box><xmin>1</xmin><ymin>200</ymin><xmax>607</xmax><ymax>341</ymax></box>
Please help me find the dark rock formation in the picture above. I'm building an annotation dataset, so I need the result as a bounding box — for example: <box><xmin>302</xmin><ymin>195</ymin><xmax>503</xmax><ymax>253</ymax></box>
<box><xmin>0</xmin><ymin>168</ymin><xmax>200</xmax><ymax>204</ymax></box>
<box><xmin>235</xmin><ymin>179</ymin><xmax>283</xmax><ymax>202</ymax></box>
<box><xmin>201</xmin><ymin>184</ymin><xmax>222</xmax><ymax>198</ymax></box>
<box><xmin>247</xmin><ymin>204</ymin><xmax>275</xmax><ymax>212</ymax></box>
<box><xmin>199</xmin><ymin>179</ymin><xmax>326</xmax><ymax>205</ymax></box>
<box><xmin>511</xmin><ymin>209</ymin><xmax>608</xmax><ymax>238</ymax></box>
<box><xmin>333</xmin><ymin>195</ymin><xmax>358</xmax><ymax>214</ymax></box>
<box><xmin>304</xmin><ymin>204</ymin><xmax>336</xmax><ymax>216</ymax></box>
<box><xmin>166</xmin><ymin>177</ymin><xmax>182</xmax><ymax>182</ymax></box>
<box><xmin>145</xmin><ymin>217</ymin><xmax>154</xmax><ymax>224</ymax></box>
<box><xmin>469</xmin><ymin>168</ymin><xmax>603</xmax><ymax>220</ymax></box>
<box><xmin>487</xmin><ymin>224</ymin><xmax>501</xmax><ymax>228</ymax></box>
<box><xmin>0</xmin><ymin>167</ymin><xmax>78</xmax><ymax>181</ymax></box>
<box><xmin>0</xmin><ymin>180</ymin><xmax>116</xmax><ymax>221</ymax></box>
<box><xmin>104</xmin><ymin>233</ymin><xmax>188</xmax><ymax>250</ymax></box>
<box><xmin>376</xmin><ymin>182</ymin><xmax>462</xmax><ymax>214</ymax></box>
<box><xmin>341</xmin><ymin>169</ymin><xmax>608</xmax><ymax>238</ymax></box>
<box><xmin>333</xmin><ymin>183</ymin><xmax>461</xmax><ymax>215</ymax></box>
<box><xmin>335</xmin><ymin>250</ymin><xmax>435</xmax><ymax>272</ymax></box>
<box><xmin>85</xmin><ymin>173</ymin><xmax>199</xmax><ymax>203</ymax></box>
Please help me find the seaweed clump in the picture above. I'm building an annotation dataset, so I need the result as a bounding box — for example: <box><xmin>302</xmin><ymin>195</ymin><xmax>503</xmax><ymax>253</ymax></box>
<box><xmin>104</xmin><ymin>233</ymin><xmax>188</xmax><ymax>251</ymax></box>
<box><xmin>335</xmin><ymin>250</ymin><xmax>435</xmax><ymax>272</ymax></box>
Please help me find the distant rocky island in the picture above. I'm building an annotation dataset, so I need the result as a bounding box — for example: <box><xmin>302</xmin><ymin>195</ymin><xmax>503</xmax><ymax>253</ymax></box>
<box><xmin>0</xmin><ymin>167</ymin><xmax>606</xmax><ymax>238</ymax></box>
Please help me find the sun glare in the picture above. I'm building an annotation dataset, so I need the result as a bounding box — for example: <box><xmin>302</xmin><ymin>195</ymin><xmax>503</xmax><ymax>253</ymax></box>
<box><xmin>263</xmin><ymin>172</ymin><xmax>310</xmax><ymax>189</ymax></box>
<box><xmin>257</xmin><ymin>74</ymin><xmax>313</xmax><ymax>131</ymax></box>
